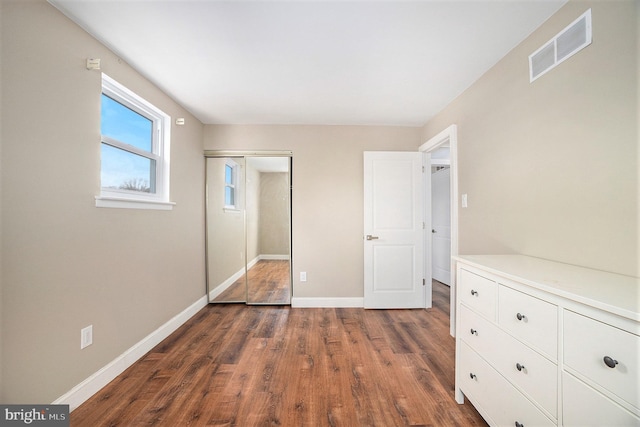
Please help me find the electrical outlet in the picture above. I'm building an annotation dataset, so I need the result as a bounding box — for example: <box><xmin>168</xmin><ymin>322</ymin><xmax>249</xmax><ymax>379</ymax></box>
<box><xmin>81</xmin><ymin>325</ymin><xmax>93</xmax><ymax>349</ymax></box>
<box><xmin>300</xmin><ymin>272</ymin><xmax>307</xmax><ymax>282</ymax></box>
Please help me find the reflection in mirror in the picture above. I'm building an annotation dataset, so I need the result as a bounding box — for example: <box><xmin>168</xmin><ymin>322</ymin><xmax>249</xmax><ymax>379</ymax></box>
<box><xmin>206</xmin><ymin>154</ymin><xmax>292</xmax><ymax>305</ymax></box>
<box><xmin>206</xmin><ymin>157</ymin><xmax>247</xmax><ymax>302</ymax></box>
<box><xmin>246</xmin><ymin>157</ymin><xmax>291</xmax><ymax>304</ymax></box>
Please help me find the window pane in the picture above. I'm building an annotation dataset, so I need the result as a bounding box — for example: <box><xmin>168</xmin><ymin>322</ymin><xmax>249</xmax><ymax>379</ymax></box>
<box><xmin>101</xmin><ymin>94</ymin><xmax>153</xmax><ymax>152</ymax></box>
<box><xmin>225</xmin><ymin>164</ymin><xmax>233</xmax><ymax>184</ymax></box>
<box><xmin>225</xmin><ymin>186</ymin><xmax>234</xmax><ymax>206</ymax></box>
<box><xmin>101</xmin><ymin>143</ymin><xmax>156</xmax><ymax>193</ymax></box>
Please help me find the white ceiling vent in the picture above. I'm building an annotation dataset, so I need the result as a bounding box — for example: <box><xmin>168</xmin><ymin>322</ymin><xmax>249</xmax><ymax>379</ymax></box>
<box><xmin>529</xmin><ymin>9</ymin><xmax>592</xmax><ymax>82</ymax></box>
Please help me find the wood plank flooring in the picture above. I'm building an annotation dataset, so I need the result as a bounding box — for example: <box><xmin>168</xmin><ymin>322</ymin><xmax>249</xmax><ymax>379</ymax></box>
<box><xmin>71</xmin><ymin>281</ymin><xmax>487</xmax><ymax>426</ymax></box>
<box><xmin>212</xmin><ymin>260</ymin><xmax>291</xmax><ymax>304</ymax></box>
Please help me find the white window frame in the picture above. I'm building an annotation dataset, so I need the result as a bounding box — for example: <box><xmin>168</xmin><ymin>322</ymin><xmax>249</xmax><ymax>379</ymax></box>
<box><xmin>96</xmin><ymin>74</ymin><xmax>174</xmax><ymax>210</ymax></box>
<box><xmin>224</xmin><ymin>159</ymin><xmax>240</xmax><ymax>211</ymax></box>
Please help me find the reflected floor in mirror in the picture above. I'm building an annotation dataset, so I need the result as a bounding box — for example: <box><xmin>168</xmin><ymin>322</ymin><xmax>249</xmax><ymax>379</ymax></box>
<box><xmin>213</xmin><ymin>259</ymin><xmax>291</xmax><ymax>304</ymax></box>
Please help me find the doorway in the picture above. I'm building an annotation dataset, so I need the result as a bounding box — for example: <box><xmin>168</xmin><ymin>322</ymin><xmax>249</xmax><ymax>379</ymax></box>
<box><xmin>419</xmin><ymin>125</ymin><xmax>458</xmax><ymax>336</ymax></box>
<box><xmin>431</xmin><ymin>160</ymin><xmax>451</xmax><ymax>286</ymax></box>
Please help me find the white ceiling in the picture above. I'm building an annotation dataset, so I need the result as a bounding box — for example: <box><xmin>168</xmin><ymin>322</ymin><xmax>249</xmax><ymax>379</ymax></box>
<box><xmin>49</xmin><ymin>0</ymin><xmax>566</xmax><ymax>126</ymax></box>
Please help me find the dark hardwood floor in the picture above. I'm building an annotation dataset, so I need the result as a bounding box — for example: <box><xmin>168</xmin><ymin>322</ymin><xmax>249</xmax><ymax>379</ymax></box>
<box><xmin>70</xmin><ymin>280</ymin><xmax>487</xmax><ymax>426</ymax></box>
<box><xmin>212</xmin><ymin>260</ymin><xmax>291</xmax><ymax>304</ymax></box>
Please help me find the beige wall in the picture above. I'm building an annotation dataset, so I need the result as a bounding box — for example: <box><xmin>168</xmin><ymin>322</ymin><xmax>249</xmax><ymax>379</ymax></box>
<box><xmin>423</xmin><ymin>0</ymin><xmax>639</xmax><ymax>277</ymax></box>
<box><xmin>203</xmin><ymin>125</ymin><xmax>422</xmax><ymax>298</ymax></box>
<box><xmin>1</xmin><ymin>0</ymin><xmax>206</xmax><ymax>403</ymax></box>
<box><xmin>246</xmin><ymin>164</ymin><xmax>261</xmax><ymax>263</ymax></box>
<box><xmin>259</xmin><ymin>172</ymin><xmax>290</xmax><ymax>256</ymax></box>
<box><xmin>205</xmin><ymin>158</ymin><xmax>246</xmax><ymax>292</ymax></box>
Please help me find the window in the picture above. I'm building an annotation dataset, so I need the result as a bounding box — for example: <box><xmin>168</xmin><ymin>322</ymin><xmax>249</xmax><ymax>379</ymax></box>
<box><xmin>96</xmin><ymin>74</ymin><xmax>173</xmax><ymax>210</ymax></box>
<box><xmin>224</xmin><ymin>159</ymin><xmax>239</xmax><ymax>210</ymax></box>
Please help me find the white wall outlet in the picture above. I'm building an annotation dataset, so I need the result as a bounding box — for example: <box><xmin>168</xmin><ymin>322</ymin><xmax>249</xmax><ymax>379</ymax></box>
<box><xmin>461</xmin><ymin>194</ymin><xmax>468</xmax><ymax>208</ymax></box>
<box><xmin>300</xmin><ymin>272</ymin><xmax>307</xmax><ymax>282</ymax></box>
<box><xmin>81</xmin><ymin>325</ymin><xmax>93</xmax><ymax>349</ymax></box>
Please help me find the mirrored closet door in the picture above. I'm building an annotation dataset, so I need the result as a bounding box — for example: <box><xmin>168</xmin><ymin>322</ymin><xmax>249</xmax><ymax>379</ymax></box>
<box><xmin>205</xmin><ymin>152</ymin><xmax>292</xmax><ymax>305</ymax></box>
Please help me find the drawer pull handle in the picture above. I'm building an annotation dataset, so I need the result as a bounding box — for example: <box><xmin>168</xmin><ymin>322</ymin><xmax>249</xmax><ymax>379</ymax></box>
<box><xmin>471</xmin><ymin>290</ymin><xmax>478</xmax><ymax>296</ymax></box>
<box><xmin>516</xmin><ymin>363</ymin><xmax>525</xmax><ymax>372</ymax></box>
<box><xmin>515</xmin><ymin>422</ymin><xmax>524</xmax><ymax>427</ymax></box>
<box><xmin>516</xmin><ymin>312</ymin><xmax>526</xmax><ymax>321</ymax></box>
<box><xmin>469</xmin><ymin>373</ymin><xmax>477</xmax><ymax>380</ymax></box>
<box><xmin>470</xmin><ymin>328</ymin><xmax>478</xmax><ymax>336</ymax></box>
<box><xmin>603</xmin><ymin>356</ymin><xmax>619</xmax><ymax>369</ymax></box>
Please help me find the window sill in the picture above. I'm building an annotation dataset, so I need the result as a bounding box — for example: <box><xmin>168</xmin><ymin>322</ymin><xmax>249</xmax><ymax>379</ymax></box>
<box><xmin>95</xmin><ymin>196</ymin><xmax>176</xmax><ymax>211</ymax></box>
<box><xmin>223</xmin><ymin>207</ymin><xmax>241</xmax><ymax>213</ymax></box>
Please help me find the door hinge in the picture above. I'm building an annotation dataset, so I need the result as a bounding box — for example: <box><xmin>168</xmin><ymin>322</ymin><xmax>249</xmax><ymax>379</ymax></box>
<box><xmin>423</xmin><ymin>278</ymin><xmax>426</xmax><ymax>286</ymax></box>
<box><xmin>422</xmin><ymin>222</ymin><xmax>425</xmax><ymax>229</ymax></box>
<box><xmin>422</xmin><ymin>166</ymin><xmax>425</xmax><ymax>173</ymax></box>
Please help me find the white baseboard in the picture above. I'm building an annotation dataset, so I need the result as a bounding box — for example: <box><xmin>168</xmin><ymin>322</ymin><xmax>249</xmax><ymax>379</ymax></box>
<box><xmin>53</xmin><ymin>295</ymin><xmax>208</xmax><ymax>411</ymax></box>
<box><xmin>291</xmin><ymin>297</ymin><xmax>364</xmax><ymax>308</ymax></box>
<box><xmin>208</xmin><ymin>255</ymin><xmax>289</xmax><ymax>299</ymax></box>
<box><xmin>208</xmin><ymin>265</ymin><xmax>246</xmax><ymax>300</ymax></box>
<box><xmin>247</xmin><ymin>255</ymin><xmax>260</xmax><ymax>269</ymax></box>
<box><xmin>259</xmin><ymin>254</ymin><xmax>289</xmax><ymax>260</ymax></box>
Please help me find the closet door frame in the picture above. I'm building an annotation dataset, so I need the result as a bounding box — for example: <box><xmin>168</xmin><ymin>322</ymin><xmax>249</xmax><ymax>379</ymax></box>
<box><xmin>204</xmin><ymin>150</ymin><xmax>293</xmax><ymax>305</ymax></box>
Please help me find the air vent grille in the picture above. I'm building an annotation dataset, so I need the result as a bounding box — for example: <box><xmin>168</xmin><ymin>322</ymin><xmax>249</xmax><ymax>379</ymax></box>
<box><xmin>529</xmin><ymin>9</ymin><xmax>592</xmax><ymax>82</ymax></box>
<box><xmin>531</xmin><ymin>42</ymin><xmax>555</xmax><ymax>79</ymax></box>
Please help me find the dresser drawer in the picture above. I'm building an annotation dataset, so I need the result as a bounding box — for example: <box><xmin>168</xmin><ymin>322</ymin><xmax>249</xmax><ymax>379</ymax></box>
<box><xmin>459</xmin><ymin>268</ymin><xmax>497</xmax><ymax>320</ymax></box>
<box><xmin>563</xmin><ymin>372</ymin><xmax>640</xmax><ymax>426</ymax></box>
<box><xmin>498</xmin><ymin>285</ymin><xmax>558</xmax><ymax>359</ymax></box>
<box><xmin>460</xmin><ymin>304</ymin><xmax>558</xmax><ymax>417</ymax></box>
<box><xmin>458</xmin><ymin>341</ymin><xmax>556</xmax><ymax>427</ymax></box>
<box><xmin>563</xmin><ymin>310</ymin><xmax>640</xmax><ymax>411</ymax></box>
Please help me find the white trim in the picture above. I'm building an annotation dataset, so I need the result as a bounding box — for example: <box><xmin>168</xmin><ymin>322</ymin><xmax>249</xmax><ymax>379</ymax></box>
<box><xmin>420</xmin><ymin>124</ymin><xmax>459</xmax><ymax>337</ymax></box>
<box><xmin>247</xmin><ymin>255</ymin><xmax>260</xmax><ymax>270</ymax></box>
<box><xmin>223</xmin><ymin>207</ymin><xmax>242</xmax><ymax>214</ymax></box>
<box><xmin>207</xmin><ymin>255</ymin><xmax>290</xmax><ymax>300</ymax></box>
<box><xmin>95</xmin><ymin>196</ymin><xmax>175</xmax><ymax>210</ymax></box>
<box><xmin>100</xmin><ymin>74</ymin><xmax>172</xmax><ymax>207</ymax></box>
<box><xmin>419</xmin><ymin>125</ymin><xmax>455</xmax><ymax>152</ymax></box>
<box><xmin>53</xmin><ymin>295</ymin><xmax>208</xmax><ymax>411</ymax></box>
<box><xmin>208</xmin><ymin>265</ymin><xmax>246</xmax><ymax>300</ymax></box>
<box><xmin>259</xmin><ymin>254</ymin><xmax>289</xmax><ymax>261</ymax></box>
<box><xmin>291</xmin><ymin>297</ymin><xmax>364</xmax><ymax>308</ymax></box>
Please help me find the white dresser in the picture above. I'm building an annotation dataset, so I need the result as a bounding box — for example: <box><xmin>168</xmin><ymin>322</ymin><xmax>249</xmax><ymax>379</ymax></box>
<box><xmin>454</xmin><ymin>255</ymin><xmax>640</xmax><ymax>427</ymax></box>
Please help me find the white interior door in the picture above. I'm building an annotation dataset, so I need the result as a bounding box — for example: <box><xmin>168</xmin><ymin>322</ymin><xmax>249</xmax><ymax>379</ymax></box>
<box><xmin>431</xmin><ymin>167</ymin><xmax>451</xmax><ymax>285</ymax></box>
<box><xmin>364</xmin><ymin>151</ymin><xmax>424</xmax><ymax>308</ymax></box>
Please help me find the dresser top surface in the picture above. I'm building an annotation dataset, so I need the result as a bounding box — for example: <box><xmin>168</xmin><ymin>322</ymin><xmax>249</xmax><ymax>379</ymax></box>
<box><xmin>454</xmin><ymin>255</ymin><xmax>640</xmax><ymax>321</ymax></box>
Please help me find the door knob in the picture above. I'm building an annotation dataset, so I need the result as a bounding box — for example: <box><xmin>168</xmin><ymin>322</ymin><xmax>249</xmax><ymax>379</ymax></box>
<box><xmin>366</xmin><ymin>235</ymin><xmax>379</xmax><ymax>240</ymax></box>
